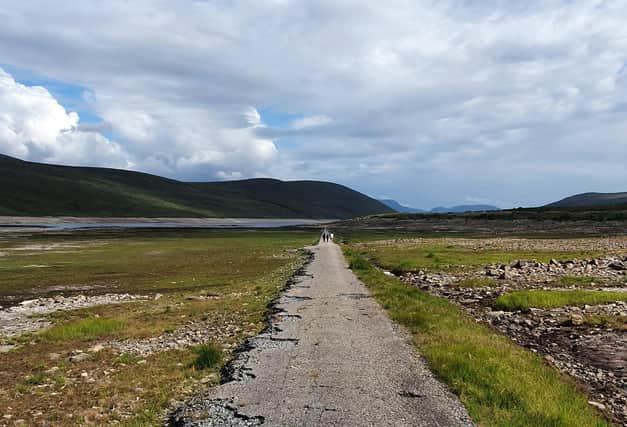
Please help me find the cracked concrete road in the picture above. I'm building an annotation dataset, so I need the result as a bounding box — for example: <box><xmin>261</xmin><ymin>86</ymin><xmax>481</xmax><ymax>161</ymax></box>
<box><xmin>175</xmin><ymin>241</ymin><xmax>473</xmax><ymax>426</ymax></box>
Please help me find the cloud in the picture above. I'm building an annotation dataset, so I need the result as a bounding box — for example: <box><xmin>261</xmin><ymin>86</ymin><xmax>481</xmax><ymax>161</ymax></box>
<box><xmin>0</xmin><ymin>0</ymin><xmax>626</xmax><ymax>207</ymax></box>
<box><xmin>0</xmin><ymin>68</ymin><xmax>129</xmax><ymax>167</ymax></box>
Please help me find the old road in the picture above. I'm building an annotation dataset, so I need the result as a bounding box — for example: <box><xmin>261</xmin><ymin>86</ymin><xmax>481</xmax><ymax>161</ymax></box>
<box><xmin>172</xmin><ymin>240</ymin><xmax>474</xmax><ymax>426</ymax></box>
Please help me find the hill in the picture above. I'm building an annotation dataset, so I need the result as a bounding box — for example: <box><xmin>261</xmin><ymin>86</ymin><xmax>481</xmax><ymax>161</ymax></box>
<box><xmin>378</xmin><ymin>199</ymin><xmax>426</xmax><ymax>213</ymax></box>
<box><xmin>430</xmin><ymin>204</ymin><xmax>499</xmax><ymax>213</ymax></box>
<box><xmin>547</xmin><ymin>192</ymin><xmax>627</xmax><ymax>208</ymax></box>
<box><xmin>0</xmin><ymin>154</ymin><xmax>392</xmax><ymax>218</ymax></box>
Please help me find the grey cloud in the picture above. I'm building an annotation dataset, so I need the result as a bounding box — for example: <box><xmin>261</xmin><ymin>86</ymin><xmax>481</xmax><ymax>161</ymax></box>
<box><xmin>0</xmin><ymin>0</ymin><xmax>627</xmax><ymax>207</ymax></box>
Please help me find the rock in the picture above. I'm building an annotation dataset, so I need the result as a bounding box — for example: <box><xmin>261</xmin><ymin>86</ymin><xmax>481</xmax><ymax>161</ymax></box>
<box><xmin>486</xmin><ymin>269</ymin><xmax>501</xmax><ymax>277</ymax></box>
<box><xmin>88</xmin><ymin>344</ymin><xmax>105</xmax><ymax>353</ymax></box>
<box><xmin>69</xmin><ymin>352</ymin><xmax>90</xmax><ymax>363</ymax></box>
<box><xmin>588</xmin><ymin>401</ymin><xmax>606</xmax><ymax>411</ymax></box>
<box><xmin>154</xmin><ymin>293</ymin><xmax>163</xmax><ymax>300</ymax></box>
<box><xmin>0</xmin><ymin>345</ymin><xmax>15</xmax><ymax>353</ymax></box>
<box><xmin>499</xmin><ymin>267</ymin><xmax>513</xmax><ymax>280</ymax></box>
<box><xmin>608</xmin><ymin>261</ymin><xmax>626</xmax><ymax>271</ymax></box>
<box><xmin>47</xmin><ymin>352</ymin><xmax>61</xmax><ymax>361</ymax></box>
<box><xmin>45</xmin><ymin>366</ymin><xmax>59</xmax><ymax>374</ymax></box>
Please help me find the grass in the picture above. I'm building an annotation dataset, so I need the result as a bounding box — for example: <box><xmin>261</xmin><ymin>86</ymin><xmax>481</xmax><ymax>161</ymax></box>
<box><xmin>41</xmin><ymin>318</ymin><xmax>125</xmax><ymax>342</ymax></box>
<box><xmin>362</xmin><ymin>243</ymin><xmax>603</xmax><ymax>273</ymax></box>
<box><xmin>580</xmin><ymin>315</ymin><xmax>627</xmax><ymax>330</ymax></box>
<box><xmin>494</xmin><ymin>290</ymin><xmax>627</xmax><ymax>311</ymax></box>
<box><xmin>344</xmin><ymin>247</ymin><xmax>609</xmax><ymax>427</ymax></box>
<box><xmin>192</xmin><ymin>344</ymin><xmax>223</xmax><ymax>370</ymax></box>
<box><xmin>557</xmin><ymin>276</ymin><xmax>599</xmax><ymax>286</ymax></box>
<box><xmin>0</xmin><ymin>228</ymin><xmax>316</xmax><ymax>426</ymax></box>
<box><xmin>0</xmin><ymin>229</ymin><xmax>316</xmax><ymax>298</ymax></box>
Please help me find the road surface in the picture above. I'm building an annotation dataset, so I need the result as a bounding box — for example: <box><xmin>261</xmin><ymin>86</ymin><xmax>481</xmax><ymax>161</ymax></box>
<box><xmin>172</xmin><ymin>240</ymin><xmax>473</xmax><ymax>426</ymax></box>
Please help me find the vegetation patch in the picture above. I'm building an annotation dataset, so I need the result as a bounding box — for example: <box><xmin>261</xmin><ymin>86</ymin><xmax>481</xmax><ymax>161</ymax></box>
<box><xmin>558</xmin><ymin>276</ymin><xmax>599</xmax><ymax>286</ymax></box>
<box><xmin>343</xmin><ymin>247</ymin><xmax>609</xmax><ymax>427</ymax></box>
<box><xmin>361</xmin><ymin>243</ymin><xmax>601</xmax><ymax>273</ymax></box>
<box><xmin>0</xmin><ymin>229</ymin><xmax>315</xmax><ymax>426</ymax></box>
<box><xmin>192</xmin><ymin>343</ymin><xmax>223</xmax><ymax>370</ymax></box>
<box><xmin>494</xmin><ymin>290</ymin><xmax>627</xmax><ymax>311</ymax></box>
<box><xmin>580</xmin><ymin>315</ymin><xmax>627</xmax><ymax>330</ymax></box>
<box><xmin>41</xmin><ymin>318</ymin><xmax>125</xmax><ymax>342</ymax></box>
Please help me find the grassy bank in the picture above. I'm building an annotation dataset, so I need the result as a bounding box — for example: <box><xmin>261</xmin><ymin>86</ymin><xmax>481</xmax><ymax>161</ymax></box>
<box><xmin>343</xmin><ymin>247</ymin><xmax>609</xmax><ymax>427</ymax></box>
<box><xmin>363</xmin><ymin>243</ymin><xmax>603</xmax><ymax>273</ymax></box>
<box><xmin>494</xmin><ymin>290</ymin><xmax>627</xmax><ymax>311</ymax></box>
<box><xmin>0</xmin><ymin>229</ymin><xmax>316</xmax><ymax>425</ymax></box>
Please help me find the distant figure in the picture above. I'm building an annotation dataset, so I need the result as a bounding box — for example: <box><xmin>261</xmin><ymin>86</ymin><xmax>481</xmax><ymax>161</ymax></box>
<box><xmin>330</xmin><ymin>233</ymin><xmax>334</xmax><ymax>241</ymax></box>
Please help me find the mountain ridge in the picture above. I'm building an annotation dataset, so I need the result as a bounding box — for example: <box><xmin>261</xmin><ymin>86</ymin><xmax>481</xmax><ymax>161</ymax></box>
<box><xmin>546</xmin><ymin>192</ymin><xmax>627</xmax><ymax>208</ymax></box>
<box><xmin>0</xmin><ymin>154</ymin><xmax>392</xmax><ymax>219</ymax></box>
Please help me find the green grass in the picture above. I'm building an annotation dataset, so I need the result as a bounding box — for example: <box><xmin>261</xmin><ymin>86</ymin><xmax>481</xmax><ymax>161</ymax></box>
<box><xmin>0</xmin><ymin>153</ymin><xmax>390</xmax><ymax>218</ymax></box>
<box><xmin>40</xmin><ymin>318</ymin><xmax>125</xmax><ymax>342</ymax></box>
<box><xmin>0</xmin><ymin>229</ymin><xmax>315</xmax><ymax>298</ymax></box>
<box><xmin>580</xmin><ymin>315</ymin><xmax>627</xmax><ymax>330</ymax></box>
<box><xmin>494</xmin><ymin>290</ymin><xmax>627</xmax><ymax>311</ymax></box>
<box><xmin>192</xmin><ymin>343</ymin><xmax>223</xmax><ymax>370</ymax></box>
<box><xmin>363</xmin><ymin>243</ymin><xmax>602</xmax><ymax>273</ymax></box>
<box><xmin>557</xmin><ymin>276</ymin><xmax>599</xmax><ymax>286</ymax></box>
<box><xmin>343</xmin><ymin>247</ymin><xmax>609</xmax><ymax>427</ymax></box>
<box><xmin>0</xmin><ymin>229</ymin><xmax>315</xmax><ymax>426</ymax></box>
<box><xmin>22</xmin><ymin>373</ymin><xmax>46</xmax><ymax>386</ymax></box>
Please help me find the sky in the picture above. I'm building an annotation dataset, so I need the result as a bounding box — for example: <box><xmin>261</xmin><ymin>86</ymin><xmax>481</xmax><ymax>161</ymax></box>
<box><xmin>1</xmin><ymin>1</ymin><xmax>626</xmax><ymax>210</ymax></box>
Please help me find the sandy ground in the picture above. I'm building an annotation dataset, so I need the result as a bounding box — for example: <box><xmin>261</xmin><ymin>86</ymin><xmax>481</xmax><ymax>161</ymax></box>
<box><xmin>172</xmin><ymin>241</ymin><xmax>472</xmax><ymax>426</ymax></box>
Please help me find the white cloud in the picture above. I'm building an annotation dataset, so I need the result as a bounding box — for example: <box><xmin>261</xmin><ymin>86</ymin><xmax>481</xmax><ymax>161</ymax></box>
<box><xmin>291</xmin><ymin>115</ymin><xmax>332</xmax><ymax>130</ymax></box>
<box><xmin>0</xmin><ymin>67</ymin><xmax>129</xmax><ymax>167</ymax></box>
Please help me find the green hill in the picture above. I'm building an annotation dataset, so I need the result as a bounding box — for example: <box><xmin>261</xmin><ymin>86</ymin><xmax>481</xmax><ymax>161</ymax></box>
<box><xmin>0</xmin><ymin>154</ymin><xmax>392</xmax><ymax>218</ymax></box>
<box><xmin>546</xmin><ymin>192</ymin><xmax>627</xmax><ymax>208</ymax></box>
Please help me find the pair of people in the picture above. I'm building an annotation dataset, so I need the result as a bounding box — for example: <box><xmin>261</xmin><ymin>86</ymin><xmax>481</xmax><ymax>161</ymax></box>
<box><xmin>321</xmin><ymin>230</ymin><xmax>334</xmax><ymax>243</ymax></box>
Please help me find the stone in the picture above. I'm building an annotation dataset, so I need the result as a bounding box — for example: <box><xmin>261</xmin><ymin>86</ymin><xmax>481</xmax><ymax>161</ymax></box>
<box><xmin>69</xmin><ymin>352</ymin><xmax>90</xmax><ymax>363</ymax></box>
<box><xmin>588</xmin><ymin>401</ymin><xmax>606</xmax><ymax>411</ymax></box>
<box><xmin>0</xmin><ymin>345</ymin><xmax>15</xmax><ymax>353</ymax></box>
<box><xmin>88</xmin><ymin>344</ymin><xmax>105</xmax><ymax>353</ymax></box>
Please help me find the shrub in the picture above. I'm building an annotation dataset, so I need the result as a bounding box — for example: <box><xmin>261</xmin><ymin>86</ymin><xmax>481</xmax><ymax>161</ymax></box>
<box><xmin>193</xmin><ymin>343</ymin><xmax>223</xmax><ymax>370</ymax></box>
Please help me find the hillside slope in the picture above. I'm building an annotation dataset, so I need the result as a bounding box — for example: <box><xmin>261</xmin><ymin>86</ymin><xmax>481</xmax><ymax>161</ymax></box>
<box><xmin>378</xmin><ymin>199</ymin><xmax>425</xmax><ymax>213</ymax></box>
<box><xmin>547</xmin><ymin>192</ymin><xmax>627</xmax><ymax>208</ymax></box>
<box><xmin>0</xmin><ymin>155</ymin><xmax>392</xmax><ymax>218</ymax></box>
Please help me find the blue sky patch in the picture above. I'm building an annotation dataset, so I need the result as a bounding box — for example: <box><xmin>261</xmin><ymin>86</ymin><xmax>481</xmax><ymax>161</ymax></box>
<box><xmin>2</xmin><ymin>63</ymin><xmax>102</xmax><ymax>125</ymax></box>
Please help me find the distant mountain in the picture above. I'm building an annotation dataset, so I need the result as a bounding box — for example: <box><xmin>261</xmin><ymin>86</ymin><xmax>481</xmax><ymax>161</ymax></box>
<box><xmin>430</xmin><ymin>204</ymin><xmax>500</xmax><ymax>213</ymax></box>
<box><xmin>546</xmin><ymin>192</ymin><xmax>627</xmax><ymax>208</ymax></box>
<box><xmin>0</xmin><ymin>154</ymin><xmax>393</xmax><ymax>219</ymax></box>
<box><xmin>378</xmin><ymin>199</ymin><xmax>426</xmax><ymax>213</ymax></box>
